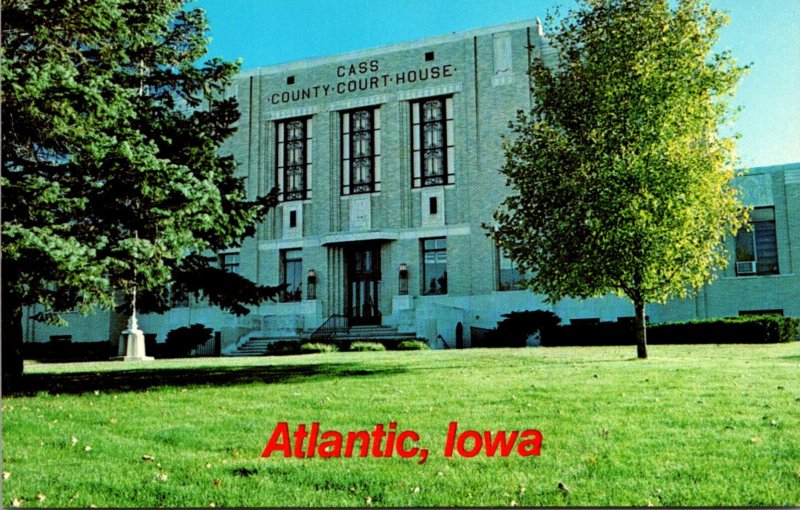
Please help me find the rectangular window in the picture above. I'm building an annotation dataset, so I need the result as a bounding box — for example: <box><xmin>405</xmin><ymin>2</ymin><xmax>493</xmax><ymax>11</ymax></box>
<box><xmin>276</xmin><ymin>117</ymin><xmax>312</xmax><ymax>201</ymax></box>
<box><xmin>341</xmin><ymin>107</ymin><xmax>381</xmax><ymax>194</ymax></box>
<box><xmin>422</xmin><ymin>238</ymin><xmax>447</xmax><ymax>295</ymax></box>
<box><xmin>735</xmin><ymin>206</ymin><xmax>779</xmax><ymax>276</ymax></box>
<box><xmin>498</xmin><ymin>248</ymin><xmax>523</xmax><ymax>291</ymax></box>
<box><xmin>281</xmin><ymin>249</ymin><xmax>303</xmax><ymax>302</ymax></box>
<box><xmin>411</xmin><ymin>96</ymin><xmax>454</xmax><ymax>187</ymax></box>
<box><xmin>220</xmin><ymin>253</ymin><xmax>240</xmax><ymax>274</ymax></box>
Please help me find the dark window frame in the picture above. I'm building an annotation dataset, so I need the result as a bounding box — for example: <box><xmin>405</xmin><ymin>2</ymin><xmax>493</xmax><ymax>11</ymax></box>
<box><xmin>735</xmin><ymin>206</ymin><xmax>779</xmax><ymax>276</ymax></box>
<box><xmin>220</xmin><ymin>252</ymin><xmax>240</xmax><ymax>274</ymax></box>
<box><xmin>421</xmin><ymin>237</ymin><xmax>447</xmax><ymax>296</ymax></box>
<box><xmin>276</xmin><ymin>116</ymin><xmax>312</xmax><ymax>202</ymax></box>
<box><xmin>497</xmin><ymin>247</ymin><xmax>523</xmax><ymax>291</ymax></box>
<box><xmin>341</xmin><ymin>106</ymin><xmax>381</xmax><ymax>195</ymax></box>
<box><xmin>281</xmin><ymin>249</ymin><xmax>303</xmax><ymax>302</ymax></box>
<box><xmin>411</xmin><ymin>96</ymin><xmax>454</xmax><ymax>188</ymax></box>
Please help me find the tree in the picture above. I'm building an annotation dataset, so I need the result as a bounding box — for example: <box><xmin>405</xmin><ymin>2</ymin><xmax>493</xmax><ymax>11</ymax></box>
<box><xmin>2</xmin><ymin>0</ymin><xmax>280</xmax><ymax>390</ymax></box>
<box><xmin>490</xmin><ymin>0</ymin><xmax>748</xmax><ymax>359</ymax></box>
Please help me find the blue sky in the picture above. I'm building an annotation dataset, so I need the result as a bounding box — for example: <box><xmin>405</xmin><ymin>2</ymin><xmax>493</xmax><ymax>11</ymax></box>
<box><xmin>191</xmin><ymin>0</ymin><xmax>799</xmax><ymax>168</ymax></box>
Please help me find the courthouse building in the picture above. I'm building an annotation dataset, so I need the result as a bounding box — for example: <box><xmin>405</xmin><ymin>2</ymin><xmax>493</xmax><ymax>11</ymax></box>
<box><xmin>24</xmin><ymin>19</ymin><xmax>800</xmax><ymax>352</ymax></box>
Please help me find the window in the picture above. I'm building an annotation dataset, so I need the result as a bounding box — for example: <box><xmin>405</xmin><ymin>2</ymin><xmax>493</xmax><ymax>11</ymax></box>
<box><xmin>281</xmin><ymin>249</ymin><xmax>303</xmax><ymax>302</ymax></box>
<box><xmin>276</xmin><ymin>117</ymin><xmax>312</xmax><ymax>201</ymax></box>
<box><xmin>220</xmin><ymin>253</ymin><xmax>240</xmax><ymax>274</ymax></box>
<box><xmin>411</xmin><ymin>96</ymin><xmax>454</xmax><ymax>187</ymax></box>
<box><xmin>735</xmin><ymin>207</ymin><xmax>778</xmax><ymax>275</ymax></box>
<box><xmin>498</xmin><ymin>248</ymin><xmax>523</xmax><ymax>290</ymax></box>
<box><xmin>422</xmin><ymin>238</ymin><xmax>447</xmax><ymax>295</ymax></box>
<box><xmin>341</xmin><ymin>107</ymin><xmax>381</xmax><ymax>194</ymax></box>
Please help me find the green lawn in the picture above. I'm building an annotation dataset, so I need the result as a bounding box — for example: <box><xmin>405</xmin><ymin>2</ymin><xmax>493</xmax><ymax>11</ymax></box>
<box><xmin>3</xmin><ymin>344</ymin><xmax>799</xmax><ymax>507</ymax></box>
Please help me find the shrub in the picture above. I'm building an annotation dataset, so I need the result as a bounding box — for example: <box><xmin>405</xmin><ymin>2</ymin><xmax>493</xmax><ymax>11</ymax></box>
<box><xmin>349</xmin><ymin>342</ymin><xmax>387</xmax><ymax>352</ymax></box>
<box><xmin>396</xmin><ymin>340</ymin><xmax>429</xmax><ymax>351</ymax></box>
<box><xmin>495</xmin><ymin>310</ymin><xmax>561</xmax><ymax>347</ymax></box>
<box><xmin>300</xmin><ymin>342</ymin><xmax>339</xmax><ymax>354</ymax></box>
<box><xmin>265</xmin><ymin>340</ymin><xmax>301</xmax><ymax>356</ymax></box>
<box><xmin>163</xmin><ymin>324</ymin><xmax>213</xmax><ymax>357</ymax></box>
<box><xmin>474</xmin><ymin>310</ymin><xmax>562</xmax><ymax>347</ymax></box>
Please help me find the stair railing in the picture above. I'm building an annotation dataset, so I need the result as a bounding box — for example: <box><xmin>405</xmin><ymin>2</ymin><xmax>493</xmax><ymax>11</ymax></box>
<box><xmin>309</xmin><ymin>314</ymin><xmax>350</xmax><ymax>343</ymax></box>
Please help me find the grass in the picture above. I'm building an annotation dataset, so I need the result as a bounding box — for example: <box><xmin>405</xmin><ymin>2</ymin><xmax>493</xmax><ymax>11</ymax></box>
<box><xmin>2</xmin><ymin>344</ymin><xmax>800</xmax><ymax>507</ymax></box>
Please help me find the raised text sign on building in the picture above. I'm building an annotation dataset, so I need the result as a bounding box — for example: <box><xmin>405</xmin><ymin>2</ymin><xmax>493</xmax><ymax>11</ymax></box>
<box><xmin>269</xmin><ymin>59</ymin><xmax>457</xmax><ymax>105</ymax></box>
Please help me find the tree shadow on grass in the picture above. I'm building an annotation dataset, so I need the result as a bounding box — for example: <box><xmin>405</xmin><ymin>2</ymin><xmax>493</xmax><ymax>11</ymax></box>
<box><xmin>10</xmin><ymin>363</ymin><xmax>407</xmax><ymax>396</ymax></box>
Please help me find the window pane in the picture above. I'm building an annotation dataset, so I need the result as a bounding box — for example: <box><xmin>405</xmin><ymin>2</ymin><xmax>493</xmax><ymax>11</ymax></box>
<box><xmin>498</xmin><ymin>249</ymin><xmax>522</xmax><ymax>290</ymax></box>
<box><xmin>735</xmin><ymin>230</ymin><xmax>755</xmax><ymax>262</ymax></box>
<box><xmin>736</xmin><ymin>206</ymin><xmax>779</xmax><ymax>276</ymax></box>
<box><xmin>422</xmin><ymin>238</ymin><xmax>447</xmax><ymax>295</ymax></box>
<box><xmin>423</xmin><ymin>123</ymin><xmax>443</xmax><ymax>149</ymax></box>
<box><xmin>754</xmin><ymin>221</ymin><xmax>778</xmax><ymax>274</ymax></box>
<box><xmin>423</xmin><ymin>99</ymin><xmax>442</xmax><ymax>121</ymax></box>
<box><xmin>221</xmin><ymin>253</ymin><xmax>240</xmax><ymax>274</ymax></box>
<box><xmin>751</xmin><ymin>207</ymin><xmax>774</xmax><ymax>222</ymax></box>
<box><xmin>282</xmin><ymin>250</ymin><xmax>303</xmax><ymax>301</ymax></box>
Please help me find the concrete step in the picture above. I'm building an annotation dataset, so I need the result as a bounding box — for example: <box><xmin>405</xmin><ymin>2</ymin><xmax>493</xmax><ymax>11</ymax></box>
<box><xmin>224</xmin><ymin>337</ymin><xmax>289</xmax><ymax>357</ymax></box>
<box><xmin>226</xmin><ymin>327</ymin><xmax>422</xmax><ymax>356</ymax></box>
<box><xmin>333</xmin><ymin>325</ymin><xmax>419</xmax><ymax>341</ymax></box>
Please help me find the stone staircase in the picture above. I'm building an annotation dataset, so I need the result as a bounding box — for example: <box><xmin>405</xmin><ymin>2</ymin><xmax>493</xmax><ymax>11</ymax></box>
<box><xmin>225</xmin><ymin>337</ymin><xmax>279</xmax><ymax>357</ymax></box>
<box><xmin>224</xmin><ymin>324</ymin><xmax>421</xmax><ymax>357</ymax></box>
<box><xmin>334</xmin><ymin>324</ymin><xmax>418</xmax><ymax>342</ymax></box>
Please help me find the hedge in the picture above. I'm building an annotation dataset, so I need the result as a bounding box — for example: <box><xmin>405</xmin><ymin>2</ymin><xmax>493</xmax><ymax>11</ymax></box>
<box><xmin>541</xmin><ymin>314</ymin><xmax>799</xmax><ymax>346</ymax></box>
<box><xmin>648</xmin><ymin>315</ymin><xmax>799</xmax><ymax>345</ymax></box>
<box><xmin>22</xmin><ymin>340</ymin><xmax>114</xmax><ymax>362</ymax></box>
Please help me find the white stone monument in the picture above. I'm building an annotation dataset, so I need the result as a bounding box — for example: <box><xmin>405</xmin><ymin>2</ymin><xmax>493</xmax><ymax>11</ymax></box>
<box><xmin>112</xmin><ymin>287</ymin><xmax>154</xmax><ymax>362</ymax></box>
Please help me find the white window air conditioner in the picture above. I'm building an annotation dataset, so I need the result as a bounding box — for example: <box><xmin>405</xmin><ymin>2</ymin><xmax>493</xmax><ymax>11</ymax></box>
<box><xmin>736</xmin><ymin>261</ymin><xmax>756</xmax><ymax>275</ymax></box>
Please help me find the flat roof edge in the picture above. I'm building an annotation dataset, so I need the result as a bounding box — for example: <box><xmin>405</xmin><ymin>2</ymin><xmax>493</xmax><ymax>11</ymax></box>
<box><xmin>236</xmin><ymin>18</ymin><xmax>538</xmax><ymax>78</ymax></box>
<box><xmin>742</xmin><ymin>162</ymin><xmax>800</xmax><ymax>173</ymax></box>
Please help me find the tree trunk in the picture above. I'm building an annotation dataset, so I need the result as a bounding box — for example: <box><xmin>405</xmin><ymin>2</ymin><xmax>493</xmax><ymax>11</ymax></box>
<box><xmin>635</xmin><ymin>300</ymin><xmax>648</xmax><ymax>359</ymax></box>
<box><xmin>2</xmin><ymin>296</ymin><xmax>24</xmax><ymax>393</ymax></box>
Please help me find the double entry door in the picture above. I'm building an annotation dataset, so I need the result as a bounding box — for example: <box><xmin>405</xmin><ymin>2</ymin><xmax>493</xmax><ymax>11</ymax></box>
<box><xmin>346</xmin><ymin>244</ymin><xmax>381</xmax><ymax>325</ymax></box>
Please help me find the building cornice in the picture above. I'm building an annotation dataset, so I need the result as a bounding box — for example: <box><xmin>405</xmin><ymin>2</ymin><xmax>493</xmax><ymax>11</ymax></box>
<box><xmin>236</xmin><ymin>19</ymin><xmax>539</xmax><ymax>78</ymax></box>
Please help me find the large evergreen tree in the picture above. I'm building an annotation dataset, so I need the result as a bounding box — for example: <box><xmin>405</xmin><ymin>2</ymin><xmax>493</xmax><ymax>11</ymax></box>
<box><xmin>2</xmin><ymin>0</ymin><xmax>280</xmax><ymax>390</ymax></box>
<box><xmin>491</xmin><ymin>0</ymin><xmax>747</xmax><ymax>358</ymax></box>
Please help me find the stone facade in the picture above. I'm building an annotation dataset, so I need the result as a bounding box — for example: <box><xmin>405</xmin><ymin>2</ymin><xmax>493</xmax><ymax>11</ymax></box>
<box><xmin>23</xmin><ymin>20</ymin><xmax>800</xmax><ymax>350</ymax></box>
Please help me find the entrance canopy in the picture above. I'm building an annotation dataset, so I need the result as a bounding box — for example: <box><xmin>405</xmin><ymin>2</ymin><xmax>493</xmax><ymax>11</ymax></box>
<box><xmin>320</xmin><ymin>231</ymin><xmax>398</xmax><ymax>246</ymax></box>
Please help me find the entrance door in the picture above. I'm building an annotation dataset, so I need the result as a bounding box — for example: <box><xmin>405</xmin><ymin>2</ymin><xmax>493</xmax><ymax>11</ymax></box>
<box><xmin>347</xmin><ymin>245</ymin><xmax>381</xmax><ymax>325</ymax></box>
